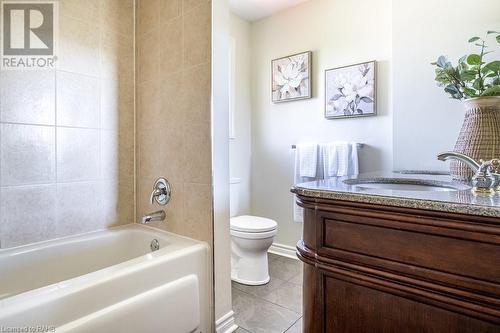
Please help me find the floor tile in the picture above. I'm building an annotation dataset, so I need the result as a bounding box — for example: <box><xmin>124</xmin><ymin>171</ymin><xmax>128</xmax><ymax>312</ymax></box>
<box><xmin>268</xmin><ymin>252</ymin><xmax>281</xmax><ymax>263</ymax></box>
<box><xmin>235</xmin><ymin>327</ymin><xmax>251</xmax><ymax>333</ymax></box>
<box><xmin>269</xmin><ymin>256</ymin><xmax>302</xmax><ymax>281</ymax></box>
<box><xmin>285</xmin><ymin>318</ymin><xmax>303</xmax><ymax>333</ymax></box>
<box><xmin>288</xmin><ymin>265</ymin><xmax>303</xmax><ymax>286</ymax></box>
<box><xmin>232</xmin><ymin>288</ymin><xmax>301</xmax><ymax>333</ymax></box>
<box><xmin>232</xmin><ymin>277</ymin><xmax>286</xmax><ymax>298</ymax></box>
<box><xmin>262</xmin><ymin>281</ymin><xmax>303</xmax><ymax>314</ymax></box>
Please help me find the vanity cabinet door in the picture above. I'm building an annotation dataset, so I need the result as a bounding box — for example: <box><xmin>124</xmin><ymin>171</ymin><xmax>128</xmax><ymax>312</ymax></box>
<box><xmin>322</xmin><ymin>274</ymin><xmax>499</xmax><ymax>333</ymax></box>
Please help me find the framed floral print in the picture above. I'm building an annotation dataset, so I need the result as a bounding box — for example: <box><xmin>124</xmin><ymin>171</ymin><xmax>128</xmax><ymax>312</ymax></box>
<box><xmin>271</xmin><ymin>51</ymin><xmax>312</xmax><ymax>103</ymax></box>
<box><xmin>325</xmin><ymin>60</ymin><xmax>376</xmax><ymax>119</ymax></box>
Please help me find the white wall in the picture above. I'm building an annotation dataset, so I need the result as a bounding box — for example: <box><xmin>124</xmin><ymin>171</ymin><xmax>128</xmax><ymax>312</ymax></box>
<box><xmin>392</xmin><ymin>0</ymin><xmax>500</xmax><ymax>170</ymax></box>
<box><xmin>250</xmin><ymin>0</ymin><xmax>393</xmax><ymax>247</ymax></box>
<box><xmin>229</xmin><ymin>14</ymin><xmax>252</xmax><ymax>217</ymax></box>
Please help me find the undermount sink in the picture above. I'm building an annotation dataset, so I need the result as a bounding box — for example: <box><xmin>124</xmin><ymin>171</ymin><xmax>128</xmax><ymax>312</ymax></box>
<box><xmin>394</xmin><ymin>170</ymin><xmax>450</xmax><ymax>176</ymax></box>
<box><xmin>343</xmin><ymin>178</ymin><xmax>470</xmax><ymax>192</ymax></box>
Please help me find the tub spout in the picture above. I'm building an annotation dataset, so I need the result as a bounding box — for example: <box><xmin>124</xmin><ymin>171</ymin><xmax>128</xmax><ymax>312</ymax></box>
<box><xmin>141</xmin><ymin>210</ymin><xmax>166</xmax><ymax>224</ymax></box>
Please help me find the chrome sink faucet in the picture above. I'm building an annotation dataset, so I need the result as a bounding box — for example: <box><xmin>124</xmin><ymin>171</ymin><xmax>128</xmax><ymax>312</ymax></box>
<box><xmin>141</xmin><ymin>210</ymin><xmax>166</xmax><ymax>224</ymax></box>
<box><xmin>437</xmin><ymin>151</ymin><xmax>500</xmax><ymax>193</ymax></box>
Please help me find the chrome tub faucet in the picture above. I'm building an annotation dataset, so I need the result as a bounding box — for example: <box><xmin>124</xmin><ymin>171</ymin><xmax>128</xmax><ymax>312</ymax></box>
<box><xmin>141</xmin><ymin>177</ymin><xmax>171</xmax><ymax>224</ymax></box>
<box><xmin>437</xmin><ymin>151</ymin><xmax>500</xmax><ymax>193</ymax></box>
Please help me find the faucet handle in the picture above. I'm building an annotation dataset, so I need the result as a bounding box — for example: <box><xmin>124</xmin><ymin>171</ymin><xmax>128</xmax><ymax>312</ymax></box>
<box><xmin>150</xmin><ymin>178</ymin><xmax>171</xmax><ymax>206</ymax></box>
<box><xmin>490</xmin><ymin>159</ymin><xmax>500</xmax><ymax>173</ymax></box>
<box><xmin>472</xmin><ymin>159</ymin><xmax>498</xmax><ymax>193</ymax></box>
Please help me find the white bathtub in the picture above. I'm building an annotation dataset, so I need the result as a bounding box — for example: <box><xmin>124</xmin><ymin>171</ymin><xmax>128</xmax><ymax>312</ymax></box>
<box><xmin>0</xmin><ymin>224</ymin><xmax>210</xmax><ymax>333</ymax></box>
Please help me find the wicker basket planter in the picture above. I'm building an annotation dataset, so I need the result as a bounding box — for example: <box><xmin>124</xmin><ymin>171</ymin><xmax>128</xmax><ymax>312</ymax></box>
<box><xmin>451</xmin><ymin>96</ymin><xmax>500</xmax><ymax>181</ymax></box>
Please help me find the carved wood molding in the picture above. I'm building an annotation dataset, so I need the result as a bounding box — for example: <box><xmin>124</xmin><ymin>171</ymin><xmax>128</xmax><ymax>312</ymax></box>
<box><xmin>297</xmin><ymin>240</ymin><xmax>500</xmax><ymax>325</ymax></box>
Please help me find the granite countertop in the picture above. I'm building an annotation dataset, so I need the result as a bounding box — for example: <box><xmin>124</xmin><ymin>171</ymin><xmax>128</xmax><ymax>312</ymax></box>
<box><xmin>291</xmin><ymin>171</ymin><xmax>500</xmax><ymax>218</ymax></box>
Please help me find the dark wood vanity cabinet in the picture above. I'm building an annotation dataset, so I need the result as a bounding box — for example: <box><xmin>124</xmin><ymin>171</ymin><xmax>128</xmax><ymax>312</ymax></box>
<box><xmin>296</xmin><ymin>195</ymin><xmax>500</xmax><ymax>333</ymax></box>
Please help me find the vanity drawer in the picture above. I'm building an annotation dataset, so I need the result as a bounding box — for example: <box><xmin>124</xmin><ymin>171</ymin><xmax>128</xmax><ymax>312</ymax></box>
<box><xmin>320</xmin><ymin>212</ymin><xmax>500</xmax><ymax>284</ymax></box>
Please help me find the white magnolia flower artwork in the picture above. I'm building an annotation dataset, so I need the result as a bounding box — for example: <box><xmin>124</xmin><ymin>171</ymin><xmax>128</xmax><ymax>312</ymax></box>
<box><xmin>325</xmin><ymin>61</ymin><xmax>376</xmax><ymax>119</ymax></box>
<box><xmin>272</xmin><ymin>51</ymin><xmax>311</xmax><ymax>102</ymax></box>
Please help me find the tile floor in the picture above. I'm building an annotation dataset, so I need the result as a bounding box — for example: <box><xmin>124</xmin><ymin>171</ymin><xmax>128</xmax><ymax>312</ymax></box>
<box><xmin>232</xmin><ymin>253</ymin><xmax>303</xmax><ymax>333</ymax></box>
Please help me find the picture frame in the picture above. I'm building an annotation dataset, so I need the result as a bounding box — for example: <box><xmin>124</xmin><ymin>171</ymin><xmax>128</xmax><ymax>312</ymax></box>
<box><xmin>271</xmin><ymin>51</ymin><xmax>312</xmax><ymax>103</ymax></box>
<box><xmin>324</xmin><ymin>60</ymin><xmax>376</xmax><ymax>119</ymax></box>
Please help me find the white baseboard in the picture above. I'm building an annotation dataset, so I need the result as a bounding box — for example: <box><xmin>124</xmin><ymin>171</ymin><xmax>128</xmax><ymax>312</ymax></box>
<box><xmin>215</xmin><ymin>310</ymin><xmax>238</xmax><ymax>333</ymax></box>
<box><xmin>269</xmin><ymin>242</ymin><xmax>298</xmax><ymax>260</ymax></box>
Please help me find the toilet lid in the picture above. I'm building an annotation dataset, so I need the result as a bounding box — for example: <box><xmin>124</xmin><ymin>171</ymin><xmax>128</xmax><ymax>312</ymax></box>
<box><xmin>230</xmin><ymin>215</ymin><xmax>277</xmax><ymax>233</ymax></box>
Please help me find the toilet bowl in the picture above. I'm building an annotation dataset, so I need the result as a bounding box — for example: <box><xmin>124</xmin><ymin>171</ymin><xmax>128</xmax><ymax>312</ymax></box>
<box><xmin>230</xmin><ymin>215</ymin><xmax>278</xmax><ymax>285</ymax></box>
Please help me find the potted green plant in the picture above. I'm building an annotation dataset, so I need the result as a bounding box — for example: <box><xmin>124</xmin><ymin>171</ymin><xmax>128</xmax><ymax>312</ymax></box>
<box><xmin>432</xmin><ymin>31</ymin><xmax>500</xmax><ymax>180</ymax></box>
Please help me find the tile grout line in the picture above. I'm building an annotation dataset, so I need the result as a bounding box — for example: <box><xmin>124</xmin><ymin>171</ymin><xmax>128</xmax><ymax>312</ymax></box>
<box><xmin>283</xmin><ymin>316</ymin><xmax>302</xmax><ymax>333</ymax></box>
<box><xmin>233</xmin><ymin>284</ymin><xmax>302</xmax><ymax>316</ymax></box>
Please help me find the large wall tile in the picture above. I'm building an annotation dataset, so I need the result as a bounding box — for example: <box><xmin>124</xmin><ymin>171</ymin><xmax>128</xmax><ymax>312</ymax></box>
<box><xmin>160</xmin><ymin>72</ymin><xmax>184</xmax><ymax>127</ymax></box>
<box><xmin>137</xmin><ymin>30</ymin><xmax>160</xmax><ymax>83</ymax></box>
<box><xmin>101</xmin><ymin>0</ymin><xmax>134</xmax><ymax>37</ymax></box>
<box><xmin>183</xmin><ymin>122</ymin><xmax>211</xmax><ymax>183</ymax></box>
<box><xmin>0</xmin><ymin>124</ymin><xmax>55</xmax><ymax>186</ymax></box>
<box><xmin>101</xmin><ymin>178</ymin><xmax>135</xmax><ymax>227</ymax></box>
<box><xmin>101</xmin><ymin>128</ymin><xmax>134</xmax><ymax>182</ymax></box>
<box><xmin>182</xmin><ymin>0</ymin><xmax>206</xmax><ymax>13</ymax></box>
<box><xmin>160</xmin><ymin>17</ymin><xmax>183</xmax><ymax>75</ymax></box>
<box><xmin>183</xmin><ymin>182</ymin><xmax>212</xmax><ymax>243</ymax></box>
<box><xmin>101</xmin><ymin>80</ymin><xmax>134</xmax><ymax>130</ymax></box>
<box><xmin>56</xmin><ymin>181</ymin><xmax>102</xmax><ymax>237</ymax></box>
<box><xmin>57</xmin><ymin>127</ymin><xmax>100</xmax><ymax>182</ymax></box>
<box><xmin>58</xmin><ymin>15</ymin><xmax>100</xmax><ymax>77</ymax></box>
<box><xmin>100</xmin><ymin>31</ymin><xmax>134</xmax><ymax>83</ymax></box>
<box><xmin>137</xmin><ymin>79</ymin><xmax>161</xmax><ymax>132</ymax></box>
<box><xmin>60</xmin><ymin>0</ymin><xmax>100</xmax><ymax>24</ymax></box>
<box><xmin>182</xmin><ymin>63</ymin><xmax>210</xmax><ymax>124</ymax></box>
<box><xmin>0</xmin><ymin>185</ymin><xmax>57</xmax><ymax>248</ymax></box>
<box><xmin>100</xmin><ymin>130</ymin><xmax>119</xmax><ymax>181</ymax></box>
<box><xmin>183</xmin><ymin>0</ymin><xmax>211</xmax><ymax>68</ymax></box>
<box><xmin>160</xmin><ymin>0</ymin><xmax>182</xmax><ymax>23</ymax></box>
<box><xmin>137</xmin><ymin>0</ymin><xmax>160</xmax><ymax>36</ymax></box>
<box><xmin>0</xmin><ymin>71</ymin><xmax>55</xmax><ymax>125</ymax></box>
<box><xmin>57</xmin><ymin>71</ymin><xmax>100</xmax><ymax>128</ymax></box>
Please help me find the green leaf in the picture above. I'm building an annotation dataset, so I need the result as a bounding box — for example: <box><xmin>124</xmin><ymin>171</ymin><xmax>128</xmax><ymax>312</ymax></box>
<box><xmin>484</xmin><ymin>61</ymin><xmax>500</xmax><ymax>73</ymax></box>
<box><xmin>481</xmin><ymin>85</ymin><xmax>500</xmax><ymax>96</ymax></box>
<box><xmin>497</xmin><ymin>35</ymin><xmax>500</xmax><ymax>43</ymax></box>
<box><xmin>473</xmin><ymin>78</ymin><xmax>483</xmax><ymax>90</ymax></box>
<box><xmin>463</xmin><ymin>87</ymin><xmax>477</xmax><ymax>97</ymax></box>
<box><xmin>468</xmin><ymin>36</ymin><xmax>480</xmax><ymax>43</ymax></box>
<box><xmin>444</xmin><ymin>85</ymin><xmax>460</xmax><ymax>94</ymax></box>
<box><xmin>467</xmin><ymin>54</ymin><xmax>481</xmax><ymax>65</ymax></box>
<box><xmin>487</xmin><ymin>30</ymin><xmax>500</xmax><ymax>34</ymax></box>
<box><xmin>435</xmin><ymin>55</ymin><xmax>448</xmax><ymax>68</ymax></box>
<box><xmin>459</xmin><ymin>70</ymin><xmax>477</xmax><ymax>81</ymax></box>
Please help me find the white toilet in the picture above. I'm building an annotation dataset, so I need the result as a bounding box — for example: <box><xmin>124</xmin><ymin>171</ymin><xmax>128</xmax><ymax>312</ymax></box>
<box><xmin>230</xmin><ymin>215</ymin><xmax>278</xmax><ymax>285</ymax></box>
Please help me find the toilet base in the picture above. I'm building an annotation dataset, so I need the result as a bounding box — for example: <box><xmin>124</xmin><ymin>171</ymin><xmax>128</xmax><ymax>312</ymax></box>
<box><xmin>231</xmin><ymin>275</ymin><xmax>270</xmax><ymax>286</ymax></box>
<box><xmin>230</xmin><ymin>244</ymin><xmax>273</xmax><ymax>286</ymax></box>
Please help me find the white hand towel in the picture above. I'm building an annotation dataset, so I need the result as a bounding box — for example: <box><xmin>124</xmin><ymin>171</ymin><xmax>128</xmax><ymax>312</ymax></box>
<box><xmin>293</xmin><ymin>143</ymin><xmax>318</xmax><ymax>223</ymax></box>
<box><xmin>296</xmin><ymin>143</ymin><xmax>318</xmax><ymax>178</ymax></box>
<box><xmin>321</xmin><ymin>142</ymin><xmax>359</xmax><ymax>177</ymax></box>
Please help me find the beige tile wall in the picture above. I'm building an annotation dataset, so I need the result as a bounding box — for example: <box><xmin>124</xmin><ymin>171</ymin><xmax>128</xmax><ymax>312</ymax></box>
<box><xmin>0</xmin><ymin>0</ymin><xmax>135</xmax><ymax>248</ymax></box>
<box><xmin>135</xmin><ymin>0</ymin><xmax>213</xmax><ymax>244</ymax></box>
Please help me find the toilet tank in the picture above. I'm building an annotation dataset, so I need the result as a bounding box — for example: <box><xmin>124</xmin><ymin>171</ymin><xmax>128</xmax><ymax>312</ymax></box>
<box><xmin>229</xmin><ymin>178</ymin><xmax>241</xmax><ymax>218</ymax></box>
